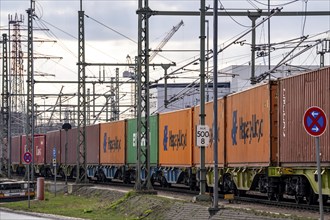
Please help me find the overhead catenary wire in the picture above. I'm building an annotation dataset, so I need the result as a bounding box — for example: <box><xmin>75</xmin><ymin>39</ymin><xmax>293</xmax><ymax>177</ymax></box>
<box><xmin>163</xmin><ymin>7</ymin><xmax>282</xmax><ymax>82</ymax></box>
<box><xmin>219</xmin><ymin>0</ymin><xmax>251</xmax><ymax>28</ymax></box>
<box><xmin>251</xmin><ymin>0</ymin><xmax>299</xmax><ymax>7</ymax></box>
<box><xmin>84</xmin><ymin>14</ymin><xmax>137</xmax><ymax>44</ymax></box>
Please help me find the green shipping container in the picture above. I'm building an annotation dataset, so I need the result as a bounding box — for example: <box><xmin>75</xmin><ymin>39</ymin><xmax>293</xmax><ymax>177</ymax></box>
<box><xmin>126</xmin><ymin>115</ymin><xmax>158</xmax><ymax>166</ymax></box>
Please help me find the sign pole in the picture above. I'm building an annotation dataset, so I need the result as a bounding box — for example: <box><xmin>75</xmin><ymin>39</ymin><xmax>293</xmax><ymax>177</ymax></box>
<box><xmin>316</xmin><ymin>136</ymin><xmax>323</xmax><ymax>220</ymax></box>
<box><xmin>54</xmin><ymin>163</ymin><xmax>57</xmax><ymax>197</ymax></box>
<box><xmin>53</xmin><ymin>147</ymin><xmax>57</xmax><ymax>197</ymax></box>
<box><xmin>27</xmin><ymin>164</ymin><xmax>30</xmax><ymax>208</ymax></box>
<box><xmin>24</xmin><ymin>151</ymin><xmax>32</xmax><ymax>208</ymax></box>
<box><xmin>303</xmin><ymin>106</ymin><xmax>327</xmax><ymax>220</ymax></box>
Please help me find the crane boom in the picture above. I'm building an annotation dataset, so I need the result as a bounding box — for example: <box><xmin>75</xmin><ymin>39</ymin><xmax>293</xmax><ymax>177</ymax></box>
<box><xmin>149</xmin><ymin>20</ymin><xmax>184</xmax><ymax>62</ymax></box>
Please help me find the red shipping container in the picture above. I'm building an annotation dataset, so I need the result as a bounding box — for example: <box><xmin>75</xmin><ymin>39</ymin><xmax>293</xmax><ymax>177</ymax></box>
<box><xmin>60</xmin><ymin>128</ymin><xmax>78</xmax><ymax>165</ymax></box>
<box><xmin>279</xmin><ymin>67</ymin><xmax>330</xmax><ymax>165</ymax></box>
<box><xmin>11</xmin><ymin>136</ymin><xmax>21</xmax><ymax>164</ymax></box>
<box><xmin>46</xmin><ymin>130</ymin><xmax>61</xmax><ymax>164</ymax></box>
<box><xmin>21</xmin><ymin>134</ymin><xmax>46</xmax><ymax>165</ymax></box>
<box><xmin>34</xmin><ymin>135</ymin><xmax>46</xmax><ymax>165</ymax></box>
<box><xmin>86</xmin><ymin>124</ymin><xmax>100</xmax><ymax>165</ymax></box>
<box><xmin>60</xmin><ymin>125</ymin><xmax>100</xmax><ymax>165</ymax></box>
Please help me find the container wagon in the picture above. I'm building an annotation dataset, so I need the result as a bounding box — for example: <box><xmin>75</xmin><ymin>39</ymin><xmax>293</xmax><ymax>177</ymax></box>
<box><xmin>193</xmin><ymin>99</ymin><xmax>226</xmax><ymax>188</ymax></box>
<box><xmin>45</xmin><ymin>130</ymin><xmax>61</xmax><ymax>177</ymax></box>
<box><xmin>20</xmin><ymin>134</ymin><xmax>47</xmax><ymax>177</ymax></box>
<box><xmin>273</xmin><ymin>66</ymin><xmax>330</xmax><ymax>204</ymax></box>
<box><xmin>222</xmin><ymin>81</ymin><xmax>278</xmax><ymax>197</ymax></box>
<box><xmin>86</xmin><ymin>124</ymin><xmax>100</xmax><ymax>180</ymax></box>
<box><xmin>126</xmin><ymin>115</ymin><xmax>159</xmax><ymax>184</ymax></box>
<box><xmin>158</xmin><ymin>108</ymin><xmax>195</xmax><ymax>188</ymax></box>
<box><xmin>93</xmin><ymin>120</ymin><xmax>126</xmax><ymax>182</ymax></box>
<box><xmin>10</xmin><ymin>136</ymin><xmax>22</xmax><ymax>174</ymax></box>
<box><xmin>60</xmin><ymin>127</ymin><xmax>78</xmax><ymax>178</ymax></box>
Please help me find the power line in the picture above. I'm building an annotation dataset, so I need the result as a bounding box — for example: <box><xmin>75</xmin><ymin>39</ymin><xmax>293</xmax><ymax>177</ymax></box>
<box><xmin>85</xmin><ymin>14</ymin><xmax>137</xmax><ymax>44</ymax></box>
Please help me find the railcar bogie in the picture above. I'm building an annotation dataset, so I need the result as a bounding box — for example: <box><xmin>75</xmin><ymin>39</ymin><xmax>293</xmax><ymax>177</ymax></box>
<box><xmin>224</xmin><ymin>167</ymin><xmax>263</xmax><ymax>192</ymax></box>
<box><xmin>222</xmin><ymin>173</ymin><xmax>237</xmax><ymax>194</ymax></box>
<box><xmin>70</xmin><ymin>166</ymin><xmax>85</xmax><ymax>180</ymax></box>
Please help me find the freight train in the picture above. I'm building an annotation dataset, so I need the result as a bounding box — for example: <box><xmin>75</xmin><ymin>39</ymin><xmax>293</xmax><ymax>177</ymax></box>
<box><xmin>7</xmin><ymin>66</ymin><xmax>330</xmax><ymax>204</ymax></box>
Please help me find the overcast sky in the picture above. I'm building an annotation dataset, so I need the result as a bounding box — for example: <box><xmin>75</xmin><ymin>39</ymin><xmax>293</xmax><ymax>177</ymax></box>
<box><xmin>0</xmin><ymin>0</ymin><xmax>329</xmax><ymax>119</ymax></box>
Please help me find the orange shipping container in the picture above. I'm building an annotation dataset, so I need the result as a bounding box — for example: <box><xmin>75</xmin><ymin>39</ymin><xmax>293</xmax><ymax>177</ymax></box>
<box><xmin>193</xmin><ymin>99</ymin><xmax>225</xmax><ymax>167</ymax></box>
<box><xmin>159</xmin><ymin>108</ymin><xmax>193</xmax><ymax>167</ymax></box>
<box><xmin>99</xmin><ymin>120</ymin><xmax>126</xmax><ymax>165</ymax></box>
<box><xmin>225</xmin><ymin>82</ymin><xmax>278</xmax><ymax>167</ymax></box>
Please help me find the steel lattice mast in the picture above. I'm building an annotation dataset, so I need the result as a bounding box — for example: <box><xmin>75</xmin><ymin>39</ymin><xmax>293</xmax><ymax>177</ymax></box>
<box><xmin>135</xmin><ymin>0</ymin><xmax>153</xmax><ymax>191</ymax></box>
<box><xmin>26</xmin><ymin>0</ymin><xmax>36</xmax><ymax>181</ymax></box>
<box><xmin>76</xmin><ymin>0</ymin><xmax>87</xmax><ymax>183</ymax></box>
<box><xmin>9</xmin><ymin>14</ymin><xmax>25</xmax><ymax>114</ymax></box>
<box><xmin>1</xmin><ymin>34</ymin><xmax>9</xmax><ymax>177</ymax></box>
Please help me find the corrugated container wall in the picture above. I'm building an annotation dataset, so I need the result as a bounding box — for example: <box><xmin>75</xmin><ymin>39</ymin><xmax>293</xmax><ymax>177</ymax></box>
<box><xmin>11</xmin><ymin>136</ymin><xmax>21</xmax><ymax>164</ymax></box>
<box><xmin>225</xmin><ymin>82</ymin><xmax>278</xmax><ymax>167</ymax></box>
<box><xmin>159</xmin><ymin>108</ymin><xmax>193</xmax><ymax>167</ymax></box>
<box><xmin>60</xmin><ymin>128</ymin><xmax>78</xmax><ymax>165</ymax></box>
<box><xmin>21</xmin><ymin>135</ymin><xmax>46</xmax><ymax>165</ymax></box>
<box><xmin>99</xmin><ymin>120</ymin><xmax>126</xmax><ymax>165</ymax></box>
<box><xmin>86</xmin><ymin>124</ymin><xmax>100</xmax><ymax>164</ymax></box>
<box><xmin>34</xmin><ymin>135</ymin><xmax>46</xmax><ymax>165</ymax></box>
<box><xmin>126</xmin><ymin>115</ymin><xmax>158</xmax><ymax>166</ymax></box>
<box><xmin>46</xmin><ymin>130</ymin><xmax>61</xmax><ymax>164</ymax></box>
<box><xmin>279</xmin><ymin>67</ymin><xmax>330</xmax><ymax>165</ymax></box>
<box><xmin>193</xmin><ymin>99</ymin><xmax>225</xmax><ymax>167</ymax></box>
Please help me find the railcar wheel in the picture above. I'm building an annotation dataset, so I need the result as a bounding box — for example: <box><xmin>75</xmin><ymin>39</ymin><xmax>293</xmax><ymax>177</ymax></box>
<box><xmin>236</xmin><ymin>190</ymin><xmax>246</xmax><ymax>198</ymax></box>
<box><xmin>161</xmin><ymin>176</ymin><xmax>169</xmax><ymax>188</ymax></box>
<box><xmin>40</xmin><ymin>167</ymin><xmax>46</xmax><ymax>177</ymax></box>
<box><xmin>149</xmin><ymin>174</ymin><xmax>154</xmax><ymax>185</ymax></box>
<box><xmin>295</xmin><ymin>194</ymin><xmax>303</xmax><ymax>204</ymax></box>
<box><xmin>305</xmin><ymin>185</ymin><xmax>316</xmax><ymax>205</ymax></box>
<box><xmin>59</xmin><ymin>169</ymin><xmax>66</xmax><ymax>179</ymax></box>
<box><xmin>274</xmin><ymin>193</ymin><xmax>283</xmax><ymax>202</ymax></box>
<box><xmin>98</xmin><ymin>171</ymin><xmax>106</xmax><ymax>183</ymax></box>
<box><xmin>306</xmin><ymin>192</ymin><xmax>317</xmax><ymax>205</ymax></box>
<box><xmin>21</xmin><ymin>167</ymin><xmax>26</xmax><ymax>175</ymax></box>
<box><xmin>267</xmin><ymin>192</ymin><xmax>274</xmax><ymax>201</ymax></box>
<box><xmin>123</xmin><ymin>171</ymin><xmax>131</xmax><ymax>184</ymax></box>
<box><xmin>322</xmin><ymin>195</ymin><xmax>328</xmax><ymax>204</ymax></box>
<box><xmin>123</xmin><ymin>177</ymin><xmax>131</xmax><ymax>184</ymax></box>
<box><xmin>46</xmin><ymin>168</ymin><xmax>52</xmax><ymax>177</ymax></box>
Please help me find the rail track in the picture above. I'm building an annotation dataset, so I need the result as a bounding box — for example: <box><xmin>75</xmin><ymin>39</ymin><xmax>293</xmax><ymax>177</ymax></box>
<box><xmin>6</xmin><ymin>175</ymin><xmax>330</xmax><ymax>216</ymax></box>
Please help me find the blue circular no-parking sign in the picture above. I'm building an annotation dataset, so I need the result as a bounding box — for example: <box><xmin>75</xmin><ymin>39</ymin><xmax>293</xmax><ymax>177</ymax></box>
<box><xmin>303</xmin><ymin>106</ymin><xmax>327</xmax><ymax>137</ymax></box>
<box><xmin>24</xmin><ymin>152</ymin><xmax>32</xmax><ymax>164</ymax></box>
